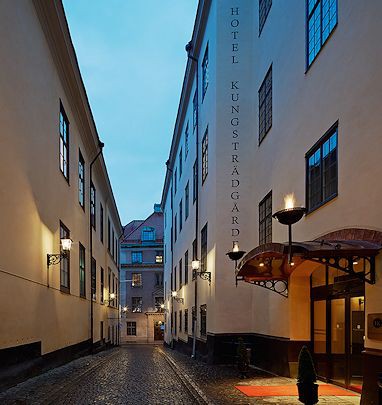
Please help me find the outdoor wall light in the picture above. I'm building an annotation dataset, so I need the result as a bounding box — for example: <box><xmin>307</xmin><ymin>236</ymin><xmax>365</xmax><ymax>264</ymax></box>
<box><xmin>122</xmin><ymin>306</ymin><xmax>128</xmax><ymax>313</ymax></box>
<box><xmin>191</xmin><ymin>259</ymin><xmax>211</xmax><ymax>284</ymax></box>
<box><xmin>47</xmin><ymin>238</ymin><xmax>72</xmax><ymax>267</ymax></box>
<box><xmin>272</xmin><ymin>193</ymin><xmax>306</xmax><ymax>264</ymax></box>
<box><xmin>226</xmin><ymin>242</ymin><xmax>246</xmax><ymax>269</ymax></box>
<box><xmin>104</xmin><ymin>292</ymin><xmax>117</xmax><ymax>305</ymax></box>
<box><xmin>171</xmin><ymin>291</ymin><xmax>184</xmax><ymax>304</ymax></box>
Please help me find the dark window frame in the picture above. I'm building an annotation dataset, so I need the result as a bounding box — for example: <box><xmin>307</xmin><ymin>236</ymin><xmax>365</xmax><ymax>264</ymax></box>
<box><xmin>202</xmin><ymin>128</ymin><xmax>208</xmax><ymax>184</ymax></box>
<box><xmin>90</xmin><ymin>182</ymin><xmax>96</xmax><ymax>230</ymax></box>
<box><xmin>185</xmin><ymin>181</ymin><xmax>189</xmax><ymax>220</ymax></box>
<box><xmin>127</xmin><ymin>321</ymin><xmax>137</xmax><ymax>336</ymax></box>
<box><xmin>100</xmin><ymin>267</ymin><xmax>105</xmax><ymax>303</ymax></box>
<box><xmin>200</xmin><ymin>304</ymin><xmax>207</xmax><ymax>337</ymax></box>
<box><xmin>202</xmin><ymin>44</ymin><xmax>209</xmax><ymax>100</ymax></box>
<box><xmin>100</xmin><ymin>203</ymin><xmax>104</xmax><ymax>243</ymax></box>
<box><xmin>59</xmin><ymin>103</ymin><xmax>70</xmax><ymax>182</ymax></box>
<box><xmin>91</xmin><ymin>257</ymin><xmax>96</xmax><ymax>301</ymax></box>
<box><xmin>184</xmin><ymin>308</ymin><xmax>188</xmax><ymax>333</ymax></box>
<box><xmin>179</xmin><ymin>199</ymin><xmax>183</xmax><ymax>232</ymax></box>
<box><xmin>179</xmin><ymin>258</ymin><xmax>183</xmax><ymax>287</ymax></box>
<box><xmin>259</xmin><ymin>191</ymin><xmax>272</xmax><ymax>245</ymax></box>
<box><xmin>79</xmin><ymin>242</ymin><xmax>86</xmax><ymax>298</ymax></box>
<box><xmin>306</xmin><ymin>122</ymin><xmax>338</xmax><ymax>213</ymax></box>
<box><xmin>78</xmin><ymin>150</ymin><xmax>85</xmax><ymax>209</ymax></box>
<box><xmin>259</xmin><ymin>0</ymin><xmax>272</xmax><ymax>35</ymax></box>
<box><xmin>258</xmin><ymin>65</ymin><xmax>272</xmax><ymax>144</ymax></box>
<box><xmin>184</xmin><ymin>250</ymin><xmax>189</xmax><ymax>285</ymax></box>
<box><xmin>201</xmin><ymin>223</ymin><xmax>207</xmax><ymax>272</ymax></box>
<box><xmin>193</xmin><ymin>159</ymin><xmax>198</xmax><ymax>203</ymax></box>
<box><xmin>132</xmin><ymin>297</ymin><xmax>143</xmax><ymax>313</ymax></box>
<box><xmin>193</xmin><ymin>90</ymin><xmax>198</xmax><ymax>132</ymax></box>
<box><xmin>60</xmin><ymin>221</ymin><xmax>70</xmax><ymax>293</ymax></box>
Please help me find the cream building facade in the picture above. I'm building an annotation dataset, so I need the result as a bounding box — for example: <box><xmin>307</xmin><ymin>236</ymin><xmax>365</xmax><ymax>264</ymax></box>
<box><xmin>0</xmin><ymin>0</ymin><xmax>122</xmax><ymax>389</ymax></box>
<box><xmin>161</xmin><ymin>1</ymin><xmax>382</xmax><ymax>403</ymax></box>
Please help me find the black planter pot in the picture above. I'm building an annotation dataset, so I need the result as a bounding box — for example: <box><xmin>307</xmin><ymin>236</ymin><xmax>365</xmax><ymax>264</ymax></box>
<box><xmin>297</xmin><ymin>382</ymin><xmax>318</xmax><ymax>405</ymax></box>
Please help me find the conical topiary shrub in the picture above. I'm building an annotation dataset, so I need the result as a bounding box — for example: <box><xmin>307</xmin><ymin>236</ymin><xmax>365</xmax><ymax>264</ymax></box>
<box><xmin>297</xmin><ymin>346</ymin><xmax>318</xmax><ymax>405</ymax></box>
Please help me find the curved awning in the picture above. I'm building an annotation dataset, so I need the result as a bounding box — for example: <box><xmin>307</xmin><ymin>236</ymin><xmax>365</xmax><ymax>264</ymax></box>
<box><xmin>237</xmin><ymin>239</ymin><xmax>380</xmax><ymax>286</ymax></box>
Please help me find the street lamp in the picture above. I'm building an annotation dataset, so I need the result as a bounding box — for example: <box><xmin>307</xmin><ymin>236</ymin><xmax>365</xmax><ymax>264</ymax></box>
<box><xmin>273</xmin><ymin>193</ymin><xmax>306</xmax><ymax>264</ymax></box>
<box><xmin>191</xmin><ymin>259</ymin><xmax>211</xmax><ymax>284</ymax></box>
<box><xmin>47</xmin><ymin>238</ymin><xmax>72</xmax><ymax>267</ymax></box>
<box><xmin>171</xmin><ymin>290</ymin><xmax>184</xmax><ymax>304</ymax></box>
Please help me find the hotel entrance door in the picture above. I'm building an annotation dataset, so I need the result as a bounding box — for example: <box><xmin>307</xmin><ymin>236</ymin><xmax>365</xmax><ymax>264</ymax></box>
<box><xmin>311</xmin><ymin>269</ymin><xmax>364</xmax><ymax>391</ymax></box>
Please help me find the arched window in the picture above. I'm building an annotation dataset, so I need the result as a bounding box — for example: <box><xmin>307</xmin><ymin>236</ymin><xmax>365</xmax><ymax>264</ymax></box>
<box><xmin>142</xmin><ymin>226</ymin><xmax>155</xmax><ymax>242</ymax></box>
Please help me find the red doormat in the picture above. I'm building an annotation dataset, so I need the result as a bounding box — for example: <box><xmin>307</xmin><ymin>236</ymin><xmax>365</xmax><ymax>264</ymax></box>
<box><xmin>235</xmin><ymin>384</ymin><xmax>359</xmax><ymax>397</ymax></box>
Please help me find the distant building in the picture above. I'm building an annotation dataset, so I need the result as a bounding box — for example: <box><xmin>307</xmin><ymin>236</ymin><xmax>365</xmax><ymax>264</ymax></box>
<box><xmin>0</xmin><ymin>0</ymin><xmax>122</xmax><ymax>389</ymax></box>
<box><xmin>120</xmin><ymin>205</ymin><xmax>164</xmax><ymax>343</ymax></box>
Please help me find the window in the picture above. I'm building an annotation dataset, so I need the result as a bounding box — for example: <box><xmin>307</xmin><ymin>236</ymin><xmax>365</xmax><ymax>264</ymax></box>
<box><xmin>259</xmin><ymin>191</ymin><xmax>272</xmax><ymax>244</ymax></box>
<box><xmin>193</xmin><ymin>90</ymin><xmax>198</xmax><ymax>132</ymax></box>
<box><xmin>155</xmin><ymin>296</ymin><xmax>164</xmax><ymax>311</ymax></box>
<box><xmin>201</xmin><ymin>224</ymin><xmax>208</xmax><ymax>272</ymax></box>
<box><xmin>91</xmin><ymin>257</ymin><xmax>96</xmax><ymax>301</ymax></box>
<box><xmin>100</xmin><ymin>203</ymin><xmax>104</xmax><ymax>243</ymax></box>
<box><xmin>174</xmin><ymin>311</ymin><xmax>177</xmax><ymax>335</ymax></box>
<box><xmin>132</xmin><ymin>297</ymin><xmax>143</xmax><ymax>313</ymax></box>
<box><xmin>59</xmin><ymin>104</ymin><xmax>69</xmax><ymax>181</ymax></box>
<box><xmin>179</xmin><ymin>259</ymin><xmax>183</xmax><ymax>287</ymax></box>
<box><xmin>174</xmin><ymin>169</ymin><xmax>177</xmax><ymax>194</ymax></box>
<box><xmin>202</xmin><ymin>45</ymin><xmax>209</xmax><ymax>99</ymax></box>
<box><xmin>142</xmin><ymin>226</ymin><xmax>155</xmax><ymax>241</ymax></box>
<box><xmin>155</xmin><ymin>272</ymin><xmax>163</xmax><ymax>287</ymax></box>
<box><xmin>306</xmin><ymin>124</ymin><xmax>338</xmax><ymax>211</ymax></box>
<box><xmin>202</xmin><ymin>128</ymin><xmax>208</xmax><ymax>183</ymax></box>
<box><xmin>155</xmin><ymin>251</ymin><xmax>163</xmax><ymax>263</ymax></box>
<box><xmin>200</xmin><ymin>304</ymin><xmax>207</xmax><ymax>336</ymax></box>
<box><xmin>127</xmin><ymin>322</ymin><xmax>136</xmax><ymax>336</ymax></box>
<box><xmin>179</xmin><ymin>148</ymin><xmax>183</xmax><ymax>178</ymax></box>
<box><xmin>192</xmin><ymin>239</ymin><xmax>197</xmax><ymax>260</ymax></box>
<box><xmin>184</xmin><ymin>309</ymin><xmax>188</xmax><ymax>333</ymax></box>
<box><xmin>179</xmin><ymin>310</ymin><xmax>182</xmax><ymax>332</ymax></box>
<box><xmin>259</xmin><ymin>66</ymin><xmax>272</xmax><ymax>144</ymax></box>
<box><xmin>307</xmin><ymin>0</ymin><xmax>337</xmax><ymax>66</ymax></box>
<box><xmin>131</xmin><ymin>251</ymin><xmax>143</xmax><ymax>264</ymax></box>
<box><xmin>184</xmin><ymin>250</ymin><xmax>189</xmax><ymax>285</ymax></box>
<box><xmin>193</xmin><ymin>159</ymin><xmax>198</xmax><ymax>203</ymax></box>
<box><xmin>185</xmin><ymin>182</ymin><xmax>189</xmax><ymax>220</ymax></box>
<box><xmin>79</xmin><ymin>243</ymin><xmax>86</xmax><ymax>298</ymax></box>
<box><xmin>174</xmin><ymin>214</ymin><xmax>177</xmax><ymax>242</ymax></box>
<box><xmin>90</xmin><ymin>182</ymin><xmax>96</xmax><ymax>229</ymax></box>
<box><xmin>60</xmin><ymin>222</ymin><xmax>70</xmax><ymax>292</ymax></box>
<box><xmin>78</xmin><ymin>151</ymin><xmax>85</xmax><ymax>208</ymax></box>
<box><xmin>259</xmin><ymin>0</ymin><xmax>272</xmax><ymax>34</ymax></box>
<box><xmin>174</xmin><ymin>266</ymin><xmax>177</xmax><ymax>290</ymax></box>
<box><xmin>179</xmin><ymin>200</ymin><xmax>183</xmax><ymax>232</ymax></box>
<box><xmin>192</xmin><ymin>306</ymin><xmax>196</xmax><ymax>334</ymax></box>
<box><xmin>108</xmin><ymin>218</ymin><xmax>111</xmax><ymax>251</ymax></box>
<box><xmin>112</xmin><ymin>229</ymin><xmax>115</xmax><ymax>258</ymax></box>
<box><xmin>185</xmin><ymin>122</ymin><xmax>189</xmax><ymax>158</ymax></box>
<box><xmin>100</xmin><ymin>267</ymin><xmax>104</xmax><ymax>303</ymax></box>
<box><xmin>132</xmin><ymin>273</ymin><xmax>142</xmax><ymax>288</ymax></box>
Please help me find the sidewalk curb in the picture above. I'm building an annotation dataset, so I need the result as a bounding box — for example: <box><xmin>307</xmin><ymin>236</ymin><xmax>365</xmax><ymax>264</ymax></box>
<box><xmin>158</xmin><ymin>347</ymin><xmax>214</xmax><ymax>405</ymax></box>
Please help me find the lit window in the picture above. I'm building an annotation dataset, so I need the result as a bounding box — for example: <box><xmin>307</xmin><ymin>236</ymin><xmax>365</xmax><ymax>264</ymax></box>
<box><xmin>60</xmin><ymin>222</ymin><xmax>70</xmax><ymax>292</ymax></box>
<box><xmin>155</xmin><ymin>251</ymin><xmax>163</xmax><ymax>263</ymax></box>
<box><xmin>307</xmin><ymin>0</ymin><xmax>337</xmax><ymax>66</ymax></box>
<box><xmin>306</xmin><ymin>123</ymin><xmax>338</xmax><ymax>211</ymax></box>
<box><xmin>132</xmin><ymin>273</ymin><xmax>142</xmax><ymax>288</ymax></box>
<box><xmin>132</xmin><ymin>297</ymin><xmax>143</xmax><ymax>313</ymax></box>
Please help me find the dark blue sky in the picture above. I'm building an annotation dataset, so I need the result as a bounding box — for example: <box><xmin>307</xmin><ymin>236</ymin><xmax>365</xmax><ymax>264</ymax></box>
<box><xmin>63</xmin><ymin>1</ymin><xmax>198</xmax><ymax>224</ymax></box>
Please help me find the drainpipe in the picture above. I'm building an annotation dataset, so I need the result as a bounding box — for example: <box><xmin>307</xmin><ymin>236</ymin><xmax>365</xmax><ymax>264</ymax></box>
<box><xmin>90</xmin><ymin>140</ymin><xmax>104</xmax><ymax>354</ymax></box>
<box><xmin>186</xmin><ymin>41</ymin><xmax>199</xmax><ymax>359</ymax></box>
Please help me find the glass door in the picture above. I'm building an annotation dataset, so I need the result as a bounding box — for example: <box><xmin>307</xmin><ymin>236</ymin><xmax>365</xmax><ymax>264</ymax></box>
<box><xmin>313</xmin><ymin>300</ymin><xmax>327</xmax><ymax>379</ymax></box>
<box><xmin>349</xmin><ymin>296</ymin><xmax>364</xmax><ymax>391</ymax></box>
<box><xmin>330</xmin><ymin>298</ymin><xmax>346</xmax><ymax>385</ymax></box>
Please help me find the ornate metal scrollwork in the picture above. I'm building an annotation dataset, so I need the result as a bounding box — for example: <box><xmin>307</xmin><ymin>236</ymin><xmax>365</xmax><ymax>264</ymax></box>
<box><xmin>308</xmin><ymin>255</ymin><xmax>375</xmax><ymax>284</ymax></box>
<box><xmin>193</xmin><ymin>270</ymin><xmax>211</xmax><ymax>285</ymax></box>
<box><xmin>47</xmin><ymin>253</ymin><xmax>66</xmax><ymax>267</ymax></box>
<box><xmin>235</xmin><ymin>276</ymin><xmax>288</xmax><ymax>298</ymax></box>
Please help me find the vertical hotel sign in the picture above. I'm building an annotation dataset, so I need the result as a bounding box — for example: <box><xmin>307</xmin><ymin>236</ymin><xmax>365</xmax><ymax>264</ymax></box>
<box><xmin>229</xmin><ymin>6</ymin><xmax>241</xmax><ymax>248</ymax></box>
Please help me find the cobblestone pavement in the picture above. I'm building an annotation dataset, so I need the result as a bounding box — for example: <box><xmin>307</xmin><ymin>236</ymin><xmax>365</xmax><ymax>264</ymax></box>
<box><xmin>0</xmin><ymin>345</ymin><xmax>361</xmax><ymax>405</ymax></box>
<box><xmin>0</xmin><ymin>345</ymin><xmax>200</xmax><ymax>405</ymax></box>
<box><xmin>163</xmin><ymin>347</ymin><xmax>361</xmax><ymax>405</ymax></box>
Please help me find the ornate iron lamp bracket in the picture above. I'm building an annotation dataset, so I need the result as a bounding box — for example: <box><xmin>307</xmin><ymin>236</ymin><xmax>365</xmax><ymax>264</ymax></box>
<box><xmin>307</xmin><ymin>255</ymin><xmax>375</xmax><ymax>284</ymax></box>
<box><xmin>236</xmin><ymin>275</ymin><xmax>288</xmax><ymax>298</ymax></box>
<box><xmin>192</xmin><ymin>270</ymin><xmax>211</xmax><ymax>285</ymax></box>
<box><xmin>47</xmin><ymin>253</ymin><xmax>67</xmax><ymax>267</ymax></box>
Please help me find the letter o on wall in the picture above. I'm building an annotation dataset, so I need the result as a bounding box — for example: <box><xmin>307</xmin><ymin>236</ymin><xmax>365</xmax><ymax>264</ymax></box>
<box><xmin>231</xmin><ymin>19</ymin><xmax>239</xmax><ymax>28</ymax></box>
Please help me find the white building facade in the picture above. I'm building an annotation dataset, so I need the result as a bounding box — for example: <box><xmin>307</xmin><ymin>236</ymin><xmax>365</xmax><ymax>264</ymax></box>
<box><xmin>161</xmin><ymin>1</ymin><xmax>382</xmax><ymax>403</ymax></box>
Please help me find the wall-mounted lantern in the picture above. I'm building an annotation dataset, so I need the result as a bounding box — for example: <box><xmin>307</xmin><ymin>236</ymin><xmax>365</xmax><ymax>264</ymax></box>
<box><xmin>171</xmin><ymin>290</ymin><xmax>184</xmax><ymax>304</ymax></box>
<box><xmin>47</xmin><ymin>238</ymin><xmax>72</xmax><ymax>267</ymax></box>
